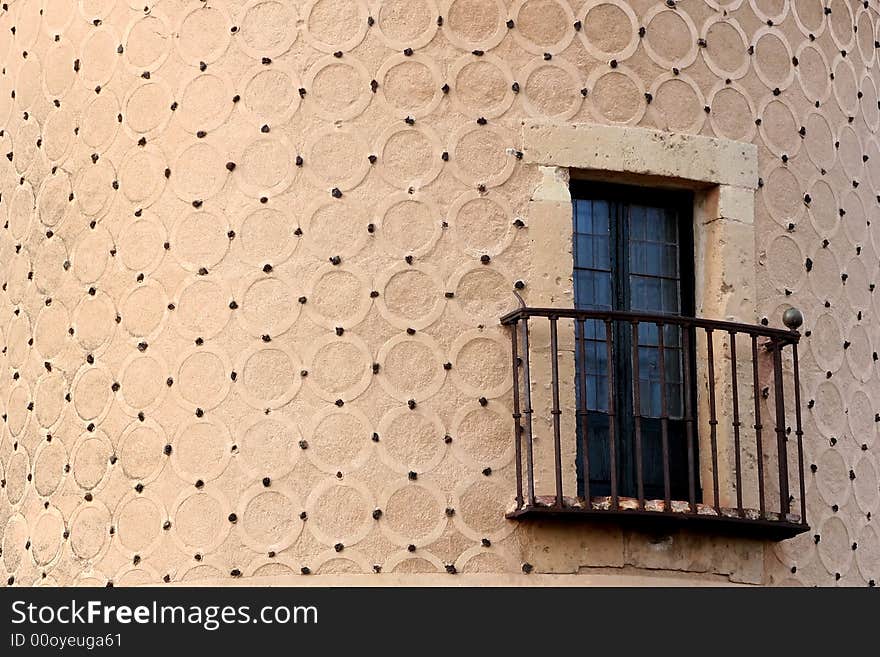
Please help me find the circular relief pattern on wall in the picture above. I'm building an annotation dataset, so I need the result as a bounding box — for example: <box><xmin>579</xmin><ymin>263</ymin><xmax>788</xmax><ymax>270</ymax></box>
<box><xmin>510</xmin><ymin>0</ymin><xmax>575</xmax><ymax>55</ymax></box>
<box><xmin>795</xmin><ymin>42</ymin><xmax>831</xmax><ymax>104</ymax></box>
<box><xmin>239</xmin><ymin>64</ymin><xmax>301</xmax><ymax>126</ymax></box>
<box><xmin>239</xmin><ymin>484</ymin><xmax>304</xmax><ymax>553</ymax></box>
<box><xmin>374</xmin><ymin>191</ymin><xmax>442</xmax><ymax>259</ymax></box>
<box><xmin>302</xmin><ymin>0</ymin><xmax>369</xmax><ymax>53</ymax></box>
<box><xmin>81</xmin><ymin>90</ymin><xmax>120</xmax><ymax>152</ymax></box>
<box><xmin>33</xmin><ymin>299</ymin><xmax>70</xmax><ymax>361</ymax></box>
<box><xmin>844</xmin><ymin>256</ymin><xmax>871</xmax><ymax>315</ymax></box>
<box><xmin>841</xmin><ymin>190</ymin><xmax>868</xmax><ymax>247</ymax></box>
<box><xmin>235</xmin><ymin>205</ymin><xmax>300</xmax><ymax>267</ymax></box>
<box><xmin>123</xmin><ymin>78</ymin><xmax>174</xmax><ymax>139</ymax></box>
<box><xmin>237</xmin><ymin>344</ymin><xmax>302</xmax><ymax>409</ymax></box>
<box><xmin>837</xmin><ymin>124</ymin><xmax>863</xmax><ymax>181</ymax></box>
<box><xmin>860</xmin><ymin>73</ymin><xmax>879</xmax><ymax>133</ymax></box>
<box><xmin>5</xmin><ymin>384</ymin><xmax>30</xmax><ymax>438</ymax></box>
<box><xmin>42</xmin><ymin>37</ymin><xmax>77</xmax><ymax>100</ymax></box>
<box><xmin>764</xmin><ymin>234</ymin><xmax>804</xmax><ymax>294</ymax></box>
<box><xmin>374</xmin><ymin>122</ymin><xmax>443</xmax><ymax>190</ymax></box>
<box><xmin>856</xmin><ymin>7</ymin><xmax>876</xmax><ymax>68</ymax></box>
<box><xmin>811</xmin><ymin>379</ymin><xmax>846</xmax><ymax>438</ymax></box>
<box><xmin>856</xmin><ymin>525</ymin><xmax>880</xmax><ymax>582</ymax></box>
<box><xmin>802</xmin><ymin>112</ymin><xmax>836</xmax><ymax>172</ymax></box>
<box><xmin>170</xmin><ymin>208</ymin><xmax>231</xmax><ymax>273</ymax></box>
<box><xmin>374</xmin><ymin>0</ymin><xmax>439</xmax><ymax>50</ymax></box>
<box><xmin>113</xmin><ymin>490</ymin><xmax>167</xmax><ymax>558</ymax></box>
<box><xmin>441</xmin><ymin>0</ymin><xmax>507</xmax><ymax>51</ymax></box>
<box><xmin>520</xmin><ymin>56</ymin><xmax>583</xmax><ymax>120</ymax></box>
<box><xmin>237</xmin><ymin>414</ymin><xmax>300</xmax><ymax>479</ymax></box>
<box><xmin>33</xmin><ymin>371</ymin><xmax>66</xmax><ymax>431</ymax></box>
<box><xmin>171</xmin><ymin>417</ymin><xmax>233</xmax><ymax>482</ymax></box>
<box><xmin>853</xmin><ymin>454</ymin><xmax>879</xmax><ymax>514</ymax></box>
<box><xmin>586</xmin><ymin>64</ymin><xmax>646</xmax><ymax>126</ymax></box>
<box><xmin>70</xmin><ymin>430</ymin><xmax>112</xmax><ymax>492</ymax></box>
<box><xmin>832</xmin><ymin>55</ymin><xmax>859</xmax><ymax>117</ymax></box>
<box><xmin>579</xmin><ymin>0</ymin><xmax>641</xmax><ymax>62</ymax></box>
<box><xmin>171</xmin><ymin>275</ymin><xmax>233</xmax><ymax>340</ymax></box>
<box><xmin>33</xmin><ymin>438</ymin><xmax>68</xmax><ymax>498</ymax></box>
<box><xmin>231</xmin><ymin>135</ymin><xmax>297</xmax><ymax>198</ymax></box>
<box><xmin>304</xmin><ymin>333</ymin><xmax>373</xmax><ymax>403</ymax></box>
<box><xmin>448</xmin><ymin>263</ymin><xmax>515</xmax><ymax>326</ymax></box>
<box><xmin>817</xmin><ymin>515</ymin><xmax>852</xmax><ymax>577</ymax></box>
<box><xmin>119</xmin><ymin>280</ymin><xmax>169</xmax><ymax>341</ymax></box>
<box><xmin>809</xmin><ymin>312</ymin><xmax>845</xmax><ymax>373</ymax></box>
<box><xmin>376</xmin><ymin>333</ymin><xmax>447</xmax><ymax>403</ymax></box>
<box><xmin>452</xmin><ymin>475</ymin><xmax>515</xmax><ymax>541</ymax></box>
<box><xmin>174</xmin><ymin>346</ymin><xmax>232</xmax><ymax>412</ymax></box>
<box><xmin>302</xmin><ymin>198</ymin><xmax>369</xmax><ymax>260</ymax></box>
<box><xmin>175</xmin><ymin>71</ymin><xmax>235</xmax><ymax>134</ymax></box>
<box><xmin>376</xmin><ymin>53</ymin><xmax>444</xmax><ymax>119</ymax></box>
<box><xmin>4</xmin><ymin>450</ymin><xmax>29</xmax><ymax>507</ymax></box>
<box><xmin>73</xmin><ymin>159</ymin><xmax>117</xmax><ymax>219</ymax></box>
<box><xmin>448</xmin><ymin>121</ymin><xmax>515</xmax><ymax>188</ymax></box>
<box><xmin>170</xmin><ymin>140</ymin><xmax>228</xmax><ymax>203</ymax></box>
<box><xmin>12</xmin><ymin>120</ymin><xmax>41</xmax><ymax>176</ymax></box>
<box><xmin>791</xmin><ymin>0</ymin><xmax>826</xmax><ymax>38</ymax></box>
<box><xmin>235</xmin><ymin>0</ymin><xmax>298</xmax><ymax>59</ymax></box>
<box><xmin>449</xmin><ymin>189</ymin><xmax>515</xmax><ymax>259</ymax></box>
<box><xmin>31</xmin><ymin>507</ymin><xmax>65</xmax><ymax>568</ymax></box>
<box><xmin>806</xmin><ymin>176</ymin><xmax>839</xmax><ymax>237</ymax></box>
<box><xmin>849</xmin><ymin>387</ymin><xmax>877</xmax><ymax>448</ymax></box>
<box><xmin>70</xmin><ymin>364</ymin><xmax>114</xmax><ymax>425</ymax></box>
<box><xmin>302</xmin><ymin>126</ymin><xmax>371</xmax><ymax>191</ymax></box>
<box><xmin>845</xmin><ymin>323</ymin><xmax>873</xmax><ymax>383</ymax></box>
<box><xmin>123</xmin><ymin>11</ymin><xmax>172</xmax><ymax>72</ymax></box>
<box><xmin>378</xmin><ymin>480</ymin><xmax>447</xmax><ymax>547</ymax></box>
<box><xmin>450</xmin><ymin>329</ymin><xmax>511</xmax><ymax>398</ymax></box>
<box><xmin>807</xmin><ymin>245</ymin><xmax>843</xmax><ymax>307</ymax></box>
<box><xmin>118</xmin><ymin>146</ymin><xmax>168</xmax><ymax>209</ymax></box>
<box><xmin>37</xmin><ymin>171</ymin><xmax>73</xmax><ymax>228</ymax></box>
<box><xmin>118</xmin><ymin>213</ymin><xmax>166</xmax><ymax>274</ymax></box>
<box><xmin>305</xmin><ymin>477</ymin><xmax>374</xmax><ymax>547</ymax></box>
<box><xmin>303</xmin><ymin>55</ymin><xmax>371</xmax><ymax>121</ymax></box>
<box><xmin>304</xmin><ymin>405</ymin><xmax>373</xmax><ymax>474</ymax></box>
<box><xmin>79</xmin><ymin>26</ymin><xmax>118</xmax><ymax>88</ymax></box>
<box><xmin>117</xmin><ymin>352</ymin><xmax>168</xmax><ymax>415</ymax></box>
<box><xmin>700</xmin><ymin>16</ymin><xmax>750</xmax><ymax>80</ymax></box>
<box><xmin>303</xmin><ymin>264</ymin><xmax>372</xmax><ymax>329</ymax></box>
<box><xmin>374</xmin><ymin>262</ymin><xmax>446</xmax><ymax>330</ymax></box>
<box><xmin>8</xmin><ymin>183</ymin><xmax>35</xmax><ymax>242</ymax></box>
<box><xmin>170</xmin><ymin>487</ymin><xmax>231</xmax><ymax>554</ymax></box>
<box><xmin>827</xmin><ymin>0</ymin><xmax>855</xmax><ymax>52</ymax></box>
<box><xmin>451</xmin><ymin>400</ymin><xmax>514</xmax><ymax>469</ymax></box>
<box><xmin>71</xmin><ymin>292</ymin><xmax>117</xmax><ymax>357</ymax></box>
<box><xmin>377</xmin><ymin>405</ymin><xmax>446</xmax><ymax>474</ymax></box>
<box><xmin>235</xmin><ymin>273</ymin><xmax>300</xmax><ymax>339</ymax></box>
<box><xmin>757</xmin><ymin>95</ymin><xmax>801</xmax><ymax>159</ymax></box>
<box><xmin>448</xmin><ymin>52</ymin><xmax>515</xmax><ymax>119</ymax></box>
<box><xmin>174</xmin><ymin>2</ymin><xmax>232</xmax><ymax>65</ymax></box>
<box><xmin>646</xmin><ymin>73</ymin><xmax>706</xmax><ymax>135</ymax></box>
<box><xmin>67</xmin><ymin>501</ymin><xmax>112</xmax><ymax>562</ymax></box>
<box><xmin>41</xmin><ymin>107</ymin><xmax>76</xmax><ymax>165</ymax></box>
<box><xmin>752</xmin><ymin>27</ymin><xmax>794</xmax><ymax>92</ymax></box>
<box><xmin>117</xmin><ymin>419</ymin><xmax>166</xmax><ymax>484</ymax></box>
<box><xmin>762</xmin><ymin>165</ymin><xmax>804</xmax><ymax>228</ymax></box>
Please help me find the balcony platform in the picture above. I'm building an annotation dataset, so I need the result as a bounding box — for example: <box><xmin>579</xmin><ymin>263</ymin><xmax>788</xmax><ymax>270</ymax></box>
<box><xmin>508</xmin><ymin>495</ymin><xmax>808</xmax><ymax>541</ymax></box>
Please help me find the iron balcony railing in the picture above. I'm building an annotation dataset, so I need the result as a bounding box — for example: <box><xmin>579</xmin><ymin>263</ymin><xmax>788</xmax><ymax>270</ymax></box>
<box><xmin>500</xmin><ymin>304</ymin><xmax>809</xmax><ymax>541</ymax></box>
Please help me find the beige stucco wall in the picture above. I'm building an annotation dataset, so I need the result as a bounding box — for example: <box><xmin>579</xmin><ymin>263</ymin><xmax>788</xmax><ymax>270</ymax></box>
<box><xmin>0</xmin><ymin>0</ymin><xmax>876</xmax><ymax>587</ymax></box>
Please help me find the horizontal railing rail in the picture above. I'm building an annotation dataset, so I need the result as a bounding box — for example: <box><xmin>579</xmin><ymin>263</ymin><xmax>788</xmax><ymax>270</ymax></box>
<box><xmin>505</xmin><ymin>304</ymin><xmax>808</xmax><ymax>540</ymax></box>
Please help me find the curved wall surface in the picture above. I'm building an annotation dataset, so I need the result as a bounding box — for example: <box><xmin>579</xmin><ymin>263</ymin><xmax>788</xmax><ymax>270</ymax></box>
<box><xmin>0</xmin><ymin>0</ymin><xmax>877</xmax><ymax>586</ymax></box>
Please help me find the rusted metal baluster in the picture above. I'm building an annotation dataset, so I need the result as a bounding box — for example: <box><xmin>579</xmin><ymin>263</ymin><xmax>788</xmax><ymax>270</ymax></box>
<box><xmin>751</xmin><ymin>334</ymin><xmax>766</xmax><ymax>518</ymax></box>
<box><xmin>510</xmin><ymin>319</ymin><xmax>524</xmax><ymax>510</ymax></box>
<box><xmin>657</xmin><ymin>322</ymin><xmax>671</xmax><ymax>511</ymax></box>
<box><xmin>729</xmin><ymin>331</ymin><xmax>744</xmax><ymax>517</ymax></box>
<box><xmin>520</xmin><ymin>317</ymin><xmax>536</xmax><ymax>507</ymax></box>
<box><xmin>549</xmin><ymin>316</ymin><xmax>564</xmax><ymax>509</ymax></box>
<box><xmin>771</xmin><ymin>338</ymin><xmax>791</xmax><ymax>518</ymax></box>
<box><xmin>791</xmin><ymin>340</ymin><xmax>807</xmax><ymax>525</ymax></box>
<box><xmin>576</xmin><ymin>319</ymin><xmax>591</xmax><ymax>504</ymax></box>
<box><xmin>606</xmin><ymin>319</ymin><xmax>618</xmax><ymax>511</ymax></box>
<box><xmin>706</xmin><ymin>328</ymin><xmax>720</xmax><ymax>513</ymax></box>
<box><xmin>682</xmin><ymin>325</ymin><xmax>697</xmax><ymax>513</ymax></box>
<box><xmin>631</xmin><ymin>321</ymin><xmax>644</xmax><ymax>510</ymax></box>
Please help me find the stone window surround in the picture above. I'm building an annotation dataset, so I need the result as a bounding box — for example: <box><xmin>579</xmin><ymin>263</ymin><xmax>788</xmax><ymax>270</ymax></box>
<box><xmin>520</xmin><ymin>120</ymin><xmax>760</xmax><ymax>510</ymax></box>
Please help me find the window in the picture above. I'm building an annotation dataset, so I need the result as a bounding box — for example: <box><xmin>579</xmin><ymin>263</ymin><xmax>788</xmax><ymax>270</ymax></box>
<box><xmin>572</xmin><ymin>182</ymin><xmax>699</xmax><ymax>502</ymax></box>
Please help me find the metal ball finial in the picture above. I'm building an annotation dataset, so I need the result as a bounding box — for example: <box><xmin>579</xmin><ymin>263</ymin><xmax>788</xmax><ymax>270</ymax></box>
<box><xmin>782</xmin><ymin>307</ymin><xmax>804</xmax><ymax>331</ymax></box>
